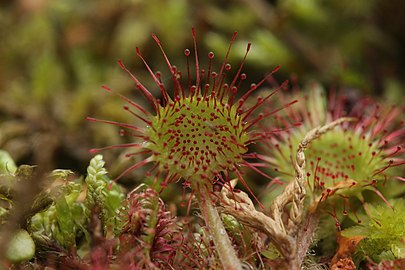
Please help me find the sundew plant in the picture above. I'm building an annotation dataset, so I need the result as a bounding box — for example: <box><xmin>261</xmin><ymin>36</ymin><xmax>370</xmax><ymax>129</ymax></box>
<box><xmin>0</xmin><ymin>29</ymin><xmax>404</xmax><ymax>270</ymax></box>
<box><xmin>88</xmin><ymin>28</ymin><xmax>296</xmax><ymax>269</ymax></box>
<box><xmin>262</xmin><ymin>85</ymin><xmax>404</xmax><ymax>222</ymax></box>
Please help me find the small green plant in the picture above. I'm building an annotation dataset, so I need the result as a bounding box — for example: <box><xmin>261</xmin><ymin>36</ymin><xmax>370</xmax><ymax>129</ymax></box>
<box><xmin>342</xmin><ymin>199</ymin><xmax>405</xmax><ymax>264</ymax></box>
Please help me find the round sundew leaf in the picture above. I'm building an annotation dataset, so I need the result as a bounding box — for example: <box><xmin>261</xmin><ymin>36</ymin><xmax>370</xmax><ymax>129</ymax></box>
<box><xmin>6</xmin><ymin>229</ymin><xmax>35</xmax><ymax>263</ymax></box>
<box><xmin>148</xmin><ymin>96</ymin><xmax>249</xmax><ymax>179</ymax></box>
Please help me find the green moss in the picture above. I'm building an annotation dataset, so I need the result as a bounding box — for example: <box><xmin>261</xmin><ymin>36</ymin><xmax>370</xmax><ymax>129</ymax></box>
<box><xmin>342</xmin><ymin>199</ymin><xmax>405</xmax><ymax>262</ymax></box>
<box><xmin>85</xmin><ymin>155</ymin><xmax>125</xmax><ymax>235</ymax></box>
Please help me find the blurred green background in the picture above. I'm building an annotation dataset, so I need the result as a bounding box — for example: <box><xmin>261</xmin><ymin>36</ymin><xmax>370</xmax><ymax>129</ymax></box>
<box><xmin>0</xmin><ymin>0</ymin><xmax>404</xmax><ymax>181</ymax></box>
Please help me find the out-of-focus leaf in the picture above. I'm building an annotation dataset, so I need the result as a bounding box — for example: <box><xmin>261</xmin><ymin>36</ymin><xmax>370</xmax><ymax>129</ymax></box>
<box><xmin>0</xmin><ymin>150</ymin><xmax>17</xmax><ymax>174</ymax></box>
<box><xmin>5</xmin><ymin>229</ymin><xmax>35</xmax><ymax>263</ymax></box>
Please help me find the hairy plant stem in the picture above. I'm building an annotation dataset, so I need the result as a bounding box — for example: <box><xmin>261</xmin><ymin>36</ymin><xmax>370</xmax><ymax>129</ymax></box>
<box><xmin>192</xmin><ymin>181</ymin><xmax>243</xmax><ymax>270</ymax></box>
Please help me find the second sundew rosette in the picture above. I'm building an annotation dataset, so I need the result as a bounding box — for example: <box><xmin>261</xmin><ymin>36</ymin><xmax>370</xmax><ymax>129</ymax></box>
<box><xmin>259</xmin><ymin>83</ymin><xmax>405</xmax><ymax>227</ymax></box>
